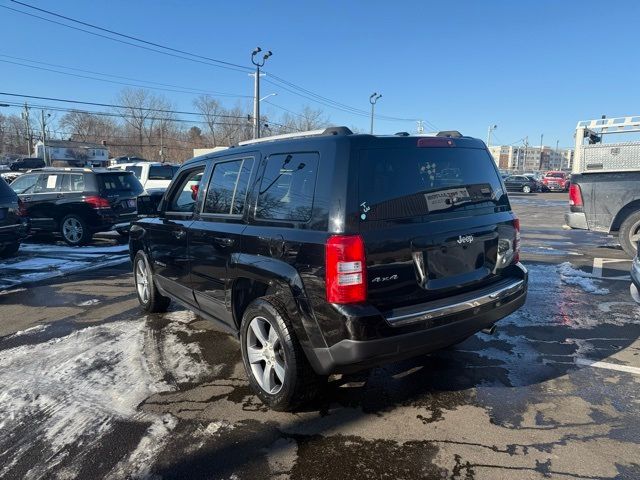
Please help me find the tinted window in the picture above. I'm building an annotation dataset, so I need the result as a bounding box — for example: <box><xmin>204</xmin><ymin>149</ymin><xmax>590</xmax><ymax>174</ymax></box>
<box><xmin>359</xmin><ymin>147</ymin><xmax>507</xmax><ymax>221</ymax></box>
<box><xmin>256</xmin><ymin>153</ymin><xmax>319</xmax><ymax>221</ymax></box>
<box><xmin>204</xmin><ymin>158</ymin><xmax>253</xmax><ymax>215</ymax></box>
<box><xmin>148</xmin><ymin>165</ymin><xmax>177</xmax><ymax>180</ymax></box>
<box><xmin>10</xmin><ymin>174</ymin><xmax>39</xmax><ymax>194</ymax></box>
<box><xmin>98</xmin><ymin>173</ymin><xmax>144</xmax><ymax>196</ymax></box>
<box><xmin>125</xmin><ymin>166</ymin><xmax>143</xmax><ymax>179</ymax></box>
<box><xmin>60</xmin><ymin>174</ymin><xmax>85</xmax><ymax>192</ymax></box>
<box><xmin>168</xmin><ymin>168</ymin><xmax>204</xmax><ymax>213</ymax></box>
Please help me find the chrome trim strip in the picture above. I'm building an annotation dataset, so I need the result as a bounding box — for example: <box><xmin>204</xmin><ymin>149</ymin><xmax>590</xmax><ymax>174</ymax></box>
<box><xmin>386</xmin><ymin>279</ymin><xmax>525</xmax><ymax>327</ymax></box>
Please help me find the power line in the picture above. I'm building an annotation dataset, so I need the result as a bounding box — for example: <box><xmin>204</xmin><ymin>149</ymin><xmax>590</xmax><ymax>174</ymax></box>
<box><xmin>0</xmin><ymin>54</ymin><xmax>251</xmax><ymax>98</ymax></box>
<box><xmin>0</xmin><ymin>92</ymin><xmax>249</xmax><ymax>118</ymax></box>
<box><xmin>10</xmin><ymin>0</ymin><xmax>252</xmax><ymax>72</ymax></box>
<box><xmin>5</xmin><ymin>1</ymin><xmax>424</xmax><ymax>124</ymax></box>
<box><xmin>0</xmin><ymin>4</ymin><xmax>250</xmax><ymax>74</ymax></box>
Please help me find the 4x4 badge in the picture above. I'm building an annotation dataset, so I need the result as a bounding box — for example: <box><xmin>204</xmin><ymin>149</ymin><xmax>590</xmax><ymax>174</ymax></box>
<box><xmin>457</xmin><ymin>235</ymin><xmax>474</xmax><ymax>244</ymax></box>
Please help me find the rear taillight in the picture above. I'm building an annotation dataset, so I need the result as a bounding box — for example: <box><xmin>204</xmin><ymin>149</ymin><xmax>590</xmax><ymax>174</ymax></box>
<box><xmin>513</xmin><ymin>217</ymin><xmax>521</xmax><ymax>264</ymax></box>
<box><xmin>569</xmin><ymin>184</ymin><xmax>583</xmax><ymax>207</ymax></box>
<box><xmin>325</xmin><ymin>235</ymin><xmax>367</xmax><ymax>304</ymax></box>
<box><xmin>17</xmin><ymin>198</ymin><xmax>27</xmax><ymax>217</ymax></box>
<box><xmin>84</xmin><ymin>195</ymin><xmax>111</xmax><ymax>209</ymax></box>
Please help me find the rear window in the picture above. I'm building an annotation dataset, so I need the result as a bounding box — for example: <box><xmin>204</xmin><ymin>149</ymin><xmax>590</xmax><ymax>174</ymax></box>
<box><xmin>148</xmin><ymin>165</ymin><xmax>178</xmax><ymax>180</ymax></box>
<box><xmin>358</xmin><ymin>147</ymin><xmax>507</xmax><ymax>221</ymax></box>
<box><xmin>98</xmin><ymin>172</ymin><xmax>144</xmax><ymax>195</ymax></box>
<box><xmin>546</xmin><ymin>172</ymin><xmax>565</xmax><ymax>178</ymax></box>
<box><xmin>125</xmin><ymin>166</ymin><xmax>143</xmax><ymax>179</ymax></box>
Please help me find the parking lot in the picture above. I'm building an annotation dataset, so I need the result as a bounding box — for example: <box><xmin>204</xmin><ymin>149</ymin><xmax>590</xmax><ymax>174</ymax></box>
<box><xmin>0</xmin><ymin>192</ymin><xmax>639</xmax><ymax>480</ymax></box>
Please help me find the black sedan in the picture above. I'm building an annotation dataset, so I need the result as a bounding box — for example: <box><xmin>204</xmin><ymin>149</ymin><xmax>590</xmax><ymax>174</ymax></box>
<box><xmin>0</xmin><ymin>177</ymin><xmax>29</xmax><ymax>257</ymax></box>
<box><xmin>504</xmin><ymin>175</ymin><xmax>539</xmax><ymax>193</ymax></box>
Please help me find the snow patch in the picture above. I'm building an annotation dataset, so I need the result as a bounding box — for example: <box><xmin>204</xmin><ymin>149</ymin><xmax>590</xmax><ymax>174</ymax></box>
<box><xmin>76</xmin><ymin>298</ymin><xmax>101</xmax><ymax>307</ymax></box>
<box><xmin>558</xmin><ymin>262</ymin><xmax>609</xmax><ymax>295</ymax></box>
<box><xmin>0</xmin><ymin>318</ymin><xmax>211</xmax><ymax>478</ymax></box>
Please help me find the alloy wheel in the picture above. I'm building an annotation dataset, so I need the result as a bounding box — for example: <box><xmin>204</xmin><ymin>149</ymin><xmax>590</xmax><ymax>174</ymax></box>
<box><xmin>136</xmin><ymin>258</ymin><xmax>150</xmax><ymax>304</ymax></box>
<box><xmin>62</xmin><ymin>217</ymin><xmax>83</xmax><ymax>244</ymax></box>
<box><xmin>629</xmin><ymin>218</ymin><xmax>640</xmax><ymax>252</ymax></box>
<box><xmin>246</xmin><ymin>316</ymin><xmax>286</xmax><ymax>394</ymax></box>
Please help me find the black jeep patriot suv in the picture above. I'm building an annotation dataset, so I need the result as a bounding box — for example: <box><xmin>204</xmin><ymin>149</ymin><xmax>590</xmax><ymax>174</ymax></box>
<box><xmin>129</xmin><ymin>127</ymin><xmax>527</xmax><ymax>410</ymax></box>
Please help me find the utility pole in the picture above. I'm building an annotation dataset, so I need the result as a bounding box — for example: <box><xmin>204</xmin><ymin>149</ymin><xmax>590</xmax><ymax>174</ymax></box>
<box><xmin>523</xmin><ymin>136</ymin><xmax>529</xmax><ymax>172</ymax></box>
<box><xmin>416</xmin><ymin>120</ymin><xmax>425</xmax><ymax>134</ymax></box>
<box><xmin>159</xmin><ymin>125</ymin><xmax>164</xmax><ymax>162</ymax></box>
<box><xmin>539</xmin><ymin>133</ymin><xmax>544</xmax><ymax>170</ymax></box>
<box><xmin>40</xmin><ymin>110</ymin><xmax>50</xmax><ymax>166</ymax></box>
<box><xmin>555</xmin><ymin>139</ymin><xmax>559</xmax><ymax>169</ymax></box>
<box><xmin>369</xmin><ymin>93</ymin><xmax>382</xmax><ymax>134</ymax></box>
<box><xmin>21</xmin><ymin>103</ymin><xmax>31</xmax><ymax>156</ymax></box>
<box><xmin>251</xmin><ymin>47</ymin><xmax>272</xmax><ymax>139</ymax></box>
<box><xmin>487</xmin><ymin>124</ymin><xmax>497</xmax><ymax>147</ymax></box>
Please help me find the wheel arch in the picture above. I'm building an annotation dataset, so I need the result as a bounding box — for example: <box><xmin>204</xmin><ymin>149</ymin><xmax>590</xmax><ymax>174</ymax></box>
<box><xmin>610</xmin><ymin>200</ymin><xmax>640</xmax><ymax>233</ymax></box>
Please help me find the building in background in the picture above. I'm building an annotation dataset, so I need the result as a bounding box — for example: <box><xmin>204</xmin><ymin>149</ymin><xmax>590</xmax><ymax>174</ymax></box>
<box><xmin>35</xmin><ymin>140</ymin><xmax>110</xmax><ymax>167</ymax></box>
<box><xmin>489</xmin><ymin>145</ymin><xmax>573</xmax><ymax>171</ymax></box>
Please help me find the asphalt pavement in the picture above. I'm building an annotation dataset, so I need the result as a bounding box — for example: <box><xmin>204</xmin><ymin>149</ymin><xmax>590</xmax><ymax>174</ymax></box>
<box><xmin>0</xmin><ymin>192</ymin><xmax>639</xmax><ymax>480</ymax></box>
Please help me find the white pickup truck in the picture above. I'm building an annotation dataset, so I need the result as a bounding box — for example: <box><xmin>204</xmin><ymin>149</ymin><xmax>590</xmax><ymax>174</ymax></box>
<box><xmin>109</xmin><ymin>162</ymin><xmax>179</xmax><ymax>190</ymax></box>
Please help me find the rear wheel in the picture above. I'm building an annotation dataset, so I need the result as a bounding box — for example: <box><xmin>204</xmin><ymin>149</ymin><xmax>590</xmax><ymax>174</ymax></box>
<box><xmin>133</xmin><ymin>251</ymin><xmax>170</xmax><ymax>313</ymax></box>
<box><xmin>0</xmin><ymin>242</ymin><xmax>20</xmax><ymax>258</ymax></box>
<box><xmin>240</xmin><ymin>296</ymin><xmax>326</xmax><ymax>411</ymax></box>
<box><xmin>60</xmin><ymin>214</ymin><xmax>92</xmax><ymax>246</ymax></box>
<box><xmin>619</xmin><ymin>211</ymin><xmax>640</xmax><ymax>258</ymax></box>
<box><xmin>522</xmin><ymin>185</ymin><xmax>531</xmax><ymax>193</ymax></box>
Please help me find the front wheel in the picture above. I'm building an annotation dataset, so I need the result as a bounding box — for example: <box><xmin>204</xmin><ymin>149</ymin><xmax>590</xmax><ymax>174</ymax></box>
<box><xmin>619</xmin><ymin>211</ymin><xmax>640</xmax><ymax>258</ymax></box>
<box><xmin>133</xmin><ymin>251</ymin><xmax>170</xmax><ymax>313</ymax></box>
<box><xmin>522</xmin><ymin>185</ymin><xmax>531</xmax><ymax>193</ymax></box>
<box><xmin>60</xmin><ymin>214</ymin><xmax>92</xmax><ymax>246</ymax></box>
<box><xmin>240</xmin><ymin>297</ymin><xmax>326</xmax><ymax>411</ymax></box>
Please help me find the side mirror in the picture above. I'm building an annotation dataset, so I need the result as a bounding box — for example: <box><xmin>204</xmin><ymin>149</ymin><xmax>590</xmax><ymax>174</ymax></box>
<box><xmin>137</xmin><ymin>191</ymin><xmax>164</xmax><ymax>216</ymax></box>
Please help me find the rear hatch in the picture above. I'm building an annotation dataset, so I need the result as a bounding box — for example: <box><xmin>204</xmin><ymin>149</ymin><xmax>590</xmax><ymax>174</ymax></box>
<box><xmin>97</xmin><ymin>172</ymin><xmax>144</xmax><ymax>218</ymax></box>
<box><xmin>357</xmin><ymin>139</ymin><xmax>518</xmax><ymax>311</ymax></box>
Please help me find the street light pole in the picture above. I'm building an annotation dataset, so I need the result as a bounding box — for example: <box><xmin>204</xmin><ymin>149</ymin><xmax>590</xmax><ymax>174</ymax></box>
<box><xmin>369</xmin><ymin>93</ymin><xmax>382</xmax><ymax>134</ymax></box>
<box><xmin>40</xmin><ymin>110</ymin><xmax>50</xmax><ymax>166</ymax></box>
<box><xmin>251</xmin><ymin>47</ymin><xmax>272</xmax><ymax>139</ymax></box>
<box><xmin>487</xmin><ymin>124</ymin><xmax>497</xmax><ymax>147</ymax></box>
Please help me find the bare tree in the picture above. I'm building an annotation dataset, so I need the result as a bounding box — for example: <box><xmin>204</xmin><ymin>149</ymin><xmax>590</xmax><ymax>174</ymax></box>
<box><xmin>193</xmin><ymin>95</ymin><xmax>223</xmax><ymax>146</ymax></box>
<box><xmin>278</xmin><ymin>106</ymin><xmax>330</xmax><ymax>134</ymax></box>
<box><xmin>60</xmin><ymin>111</ymin><xmax>117</xmax><ymax>143</ymax></box>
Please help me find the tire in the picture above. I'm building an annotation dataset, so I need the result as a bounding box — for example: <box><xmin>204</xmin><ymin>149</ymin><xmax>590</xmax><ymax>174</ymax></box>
<box><xmin>522</xmin><ymin>185</ymin><xmax>531</xmax><ymax>193</ymax></box>
<box><xmin>133</xmin><ymin>251</ymin><xmax>170</xmax><ymax>313</ymax></box>
<box><xmin>0</xmin><ymin>242</ymin><xmax>20</xmax><ymax>258</ymax></box>
<box><xmin>619</xmin><ymin>210</ymin><xmax>640</xmax><ymax>258</ymax></box>
<box><xmin>60</xmin><ymin>214</ymin><xmax>93</xmax><ymax>246</ymax></box>
<box><xmin>240</xmin><ymin>296</ymin><xmax>326</xmax><ymax>411</ymax></box>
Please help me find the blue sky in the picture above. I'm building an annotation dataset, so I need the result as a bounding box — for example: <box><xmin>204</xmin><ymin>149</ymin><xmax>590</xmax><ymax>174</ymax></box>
<box><xmin>0</xmin><ymin>0</ymin><xmax>638</xmax><ymax>148</ymax></box>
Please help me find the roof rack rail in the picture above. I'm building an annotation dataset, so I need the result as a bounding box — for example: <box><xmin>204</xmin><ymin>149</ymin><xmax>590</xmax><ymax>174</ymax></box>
<box><xmin>435</xmin><ymin>130</ymin><xmax>463</xmax><ymax>138</ymax></box>
<box><xmin>237</xmin><ymin>126</ymin><xmax>352</xmax><ymax>146</ymax></box>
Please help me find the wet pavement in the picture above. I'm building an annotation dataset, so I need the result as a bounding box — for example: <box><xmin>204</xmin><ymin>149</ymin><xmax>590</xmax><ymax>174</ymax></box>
<box><xmin>0</xmin><ymin>192</ymin><xmax>639</xmax><ymax>479</ymax></box>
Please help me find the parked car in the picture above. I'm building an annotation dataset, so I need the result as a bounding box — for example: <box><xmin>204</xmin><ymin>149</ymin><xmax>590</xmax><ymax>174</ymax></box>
<box><xmin>109</xmin><ymin>162</ymin><xmax>180</xmax><ymax>190</ymax></box>
<box><xmin>10</xmin><ymin>157</ymin><xmax>45</xmax><ymax>172</ymax></box>
<box><xmin>0</xmin><ymin>177</ymin><xmax>29</xmax><ymax>257</ymax></box>
<box><xmin>10</xmin><ymin>167</ymin><xmax>143</xmax><ymax>245</ymax></box>
<box><xmin>504</xmin><ymin>175</ymin><xmax>539</xmax><ymax>193</ymax></box>
<box><xmin>542</xmin><ymin>171</ymin><xmax>570</xmax><ymax>191</ymax></box>
<box><xmin>566</xmin><ymin>172</ymin><xmax>640</xmax><ymax>257</ymax></box>
<box><xmin>129</xmin><ymin>127</ymin><xmax>527</xmax><ymax>410</ymax></box>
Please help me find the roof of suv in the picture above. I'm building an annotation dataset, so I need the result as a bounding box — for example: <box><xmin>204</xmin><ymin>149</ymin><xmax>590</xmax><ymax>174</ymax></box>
<box><xmin>29</xmin><ymin>167</ymin><xmax>136</xmax><ymax>175</ymax></box>
<box><xmin>183</xmin><ymin>126</ymin><xmax>486</xmax><ymax>167</ymax></box>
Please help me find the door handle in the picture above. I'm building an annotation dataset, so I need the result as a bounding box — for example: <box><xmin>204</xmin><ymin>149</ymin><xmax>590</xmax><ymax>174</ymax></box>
<box><xmin>214</xmin><ymin>237</ymin><xmax>235</xmax><ymax>247</ymax></box>
<box><xmin>173</xmin><ymin>229</ymin><xmax>186</xmax><ymax>240</ymax></box>
<box><xmin>24</xmin><ymin>196</ymin><xmax>31</xmax><ymax>201</ymax></box>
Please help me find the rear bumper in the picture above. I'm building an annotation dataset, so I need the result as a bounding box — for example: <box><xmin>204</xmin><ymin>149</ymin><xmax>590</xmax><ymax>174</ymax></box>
<box><xmin>305</xmin><ymin>263</ymin><xmax>528</xmax><ymax>374</ymax></box>
<box><xmin>564</xmin><ymin>211</ymin><xmax>588</xmax><ymax>230</ymax></box>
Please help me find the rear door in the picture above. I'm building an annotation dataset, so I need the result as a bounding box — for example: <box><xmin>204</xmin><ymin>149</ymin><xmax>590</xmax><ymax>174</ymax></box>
<box><xmin>357</xmin><ymin>142</ymin><xmax>517</xmax><ymax>311</ymax></box>
<box><xmin>21</xmin><ymin>172</ymin><xmax>62</xmax><ymax>230</ymax></box>
<box><xmin>189</xmin><ymin>156</ymin><xmax>255</xmax><ymax>326</ymax></box>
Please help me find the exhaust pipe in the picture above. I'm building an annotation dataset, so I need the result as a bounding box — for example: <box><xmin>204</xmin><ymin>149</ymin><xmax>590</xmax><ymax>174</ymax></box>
<box><xmin>481</xmin><ymin>324</ymin><xmax>496</xmax><ymax>335</ymax></box>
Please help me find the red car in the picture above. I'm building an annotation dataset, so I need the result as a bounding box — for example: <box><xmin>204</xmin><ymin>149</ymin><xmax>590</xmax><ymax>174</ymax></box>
<box><xmin>542</xmin><ymin>171</ymin><xmax>570</xmax><ymax>191</ymax></box>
